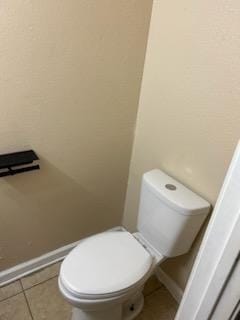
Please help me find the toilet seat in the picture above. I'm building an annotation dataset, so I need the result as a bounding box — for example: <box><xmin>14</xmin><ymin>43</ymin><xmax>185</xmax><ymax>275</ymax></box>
<box><xmin>59</xmin><ymin>230</ymin><xmax>153</xmax><ymax>300</ymax></box>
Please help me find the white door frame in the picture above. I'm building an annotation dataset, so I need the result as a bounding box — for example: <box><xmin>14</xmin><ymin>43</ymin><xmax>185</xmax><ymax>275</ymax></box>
<box><xmin>176</xmin><ymin>141</ymin><xmax>240</xmax><ymax>320</ymax></box>
<box><xmin>211</xmin><ymin>251</ymin><xmax>240</xmax><ymax>320</ymax></box>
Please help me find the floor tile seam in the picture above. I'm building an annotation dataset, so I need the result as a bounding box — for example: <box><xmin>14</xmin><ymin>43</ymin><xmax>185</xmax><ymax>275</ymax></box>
<box><xmin>144</xmin><ymin>287</ymin><xmax>179</xmax><ymax>309</ymax></box>
<box><xmin>19</xmin><ymin>262</ymin><xmax>61</xmax><ymax>285</ymax></box>
<box><xmin>20</xmin><ymin>280</ymin><xmax>34</xmax><ymax>320</ymax></box>
<box><xmin>0</xmin><ymin>291</ymin><xmax>23</xmax><ymax>304</ymax></box>
<box><xmin>144</xmin><ymin>286</ymin><xmax>164</xmax><ymax>298</ymax></box>
<box><xmin>21</xmin><ymin>274</ymin><xmax>59</xmax><ymax>292</ymax></box>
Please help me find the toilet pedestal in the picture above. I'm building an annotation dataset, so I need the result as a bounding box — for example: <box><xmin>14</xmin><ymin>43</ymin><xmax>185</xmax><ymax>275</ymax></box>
<box><xmin>122</xmin><ymin>292</ymin><xmax>144</xmax><ymax>320</ymax></box>
<box><xmin>71</xmin><ymin>305</ymin><xmax>122</xmax><ymax>320</ymax></box>
<box><xmin>70</xmin><ymin>292</ymin><xmax>144</xmax><ymax>320</ymax></box>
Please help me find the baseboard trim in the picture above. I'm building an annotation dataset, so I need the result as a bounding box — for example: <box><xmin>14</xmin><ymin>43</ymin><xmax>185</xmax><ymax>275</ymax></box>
<box><xmin>0</xmin><ymin>240</ymin><xmax>82</xmax><ymax>287</ymax></box>
<box><xmin>155</xmin><ymin>266</ymin><xmax>183</xmax><ymax>304</ymax></box>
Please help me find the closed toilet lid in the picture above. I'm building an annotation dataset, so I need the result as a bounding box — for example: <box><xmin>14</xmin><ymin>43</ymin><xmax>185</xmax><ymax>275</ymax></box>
<box><xmin>60</xmin><ymin>230</ymin><xmax>153</xmax><ymax>297</ymax></box>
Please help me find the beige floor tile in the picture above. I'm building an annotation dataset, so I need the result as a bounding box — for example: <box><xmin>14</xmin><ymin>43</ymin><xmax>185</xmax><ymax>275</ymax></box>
<box><xmin>25</xmin><ymin>276</ymin><xmax>71</xmax><ymax>320</ymax></box>
<box><xmin>21</xmin><ymin>262</ymin><xmax>61</xmax><ymax>290</ymax></box>
<box><xmin>0</xmin><ymin>281</ymin><xmax>22</xmax><ymax>302</ymax></box>
<box><xmin>145</xmin><ymin>286</ymin><xmax>178</xmax><ymax>320</ymax></box>
<box><xmin>136</xmin><ymin>285</ymin><xmax>178</xmax><ymax>320</ymax></box>
<box><xmin>0</xmin><ymin>293</ymin><xmax>32</xmax><ymax>320</ymax></box>
<box><xmin>143</xmin><ymin>275</ymin><xmax>162</xmax><ymax>297</ymax></box>
<box><xmin>135</xmin><ymin>304</ymin><xmax>155</xmax><ymax>320</ymax></box>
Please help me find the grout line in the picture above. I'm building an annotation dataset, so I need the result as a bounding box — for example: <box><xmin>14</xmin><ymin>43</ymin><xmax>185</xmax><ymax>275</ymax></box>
<box><xmin>20</xmin><ymin>281</ymin><xmax>34</xmax><ymax>320</ymax></box>
<box><xmin>0</xmin><ymin>291</ymin><xmax>23</xmax><ymax>304</ymax></box>
<box><xmin>144</xmin><ymin>288</ymin><xmax>161</xmax><ymax>298</ymax></box>
<box><xmin>0</xmin><ymin>268</ymin><xmax>60</xmax><ymax>303</ymax></box>
<box><xmin>143</xmin><ymin>279</ymin><xmax>164</xmax><ymax>298</ymax></box>
<box><xmin>23</xmin><ymin>274</ymin><xmax>59</xmax><ymax>292</ymax></box>
<box><xmin>144</xmin><ymin>283</ymin><xmax>168</xmax><ymax>298</ymax></box>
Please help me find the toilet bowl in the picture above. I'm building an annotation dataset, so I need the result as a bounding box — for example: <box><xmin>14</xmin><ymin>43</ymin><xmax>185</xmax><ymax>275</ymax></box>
<box><xmin>59</xmin><ymin>169</ymin><xmax>210</xmax><ymax>320</ymax></box>
<box><xmin>59</xmin><ymin>228</ymin><xmax>164</xmax><ymax>320</ymax></box>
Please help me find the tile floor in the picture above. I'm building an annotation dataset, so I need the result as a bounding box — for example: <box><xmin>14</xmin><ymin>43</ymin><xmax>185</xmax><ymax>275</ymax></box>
<box><xmin>0</xmin><ymin>262</ymin><xmax>178</xmax><ymax>320</ymax></box>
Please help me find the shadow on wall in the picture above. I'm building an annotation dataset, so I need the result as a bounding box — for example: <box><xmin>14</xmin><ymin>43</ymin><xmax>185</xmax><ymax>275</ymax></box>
<box><xmin>0</xmin><ymin>156</ymin><xmax>119</xmax><ymax>270</ymax></box>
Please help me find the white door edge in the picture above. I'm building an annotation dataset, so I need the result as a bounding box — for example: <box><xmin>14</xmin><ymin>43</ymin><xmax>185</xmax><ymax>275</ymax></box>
<box><xmin>176</xmin><ymin>141</ymin><xmax>240</xmax><ymax>320</ymax></box>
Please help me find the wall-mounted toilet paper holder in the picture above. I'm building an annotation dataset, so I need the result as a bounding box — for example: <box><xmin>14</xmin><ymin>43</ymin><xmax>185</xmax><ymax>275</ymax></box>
<box><xmin>0</xmin><ymin>150</ymin><xmax>40</xmax><ymax>177</ymax></box>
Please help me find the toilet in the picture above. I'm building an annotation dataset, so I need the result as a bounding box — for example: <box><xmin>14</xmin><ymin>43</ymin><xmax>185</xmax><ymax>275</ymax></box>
<box><xmin>59</xmin><ymin>169</ymin><xmax>210</xmax><ymax>320</ymax></box>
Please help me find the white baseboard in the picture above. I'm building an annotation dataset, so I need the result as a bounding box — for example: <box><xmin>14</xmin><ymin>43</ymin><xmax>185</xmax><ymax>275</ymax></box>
<box><xmin>0</xmin><ymin>240</ymin><xmax>82</xmax><ymax>287</ymax></box>
<box><xmin>155</xmin><ymin>266</ymin><xmax>183</xmax><ymax>304</ymax></box>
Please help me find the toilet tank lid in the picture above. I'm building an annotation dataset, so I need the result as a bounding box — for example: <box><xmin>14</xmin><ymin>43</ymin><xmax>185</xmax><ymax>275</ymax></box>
<box><xmin>143</xmin><ymin>169</ymin><xmax>210</xmax><ymax>216</ymax></box>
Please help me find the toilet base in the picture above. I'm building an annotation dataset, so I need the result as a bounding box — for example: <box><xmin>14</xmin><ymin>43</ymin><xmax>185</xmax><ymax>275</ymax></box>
<box><xmin>71</xmin><ymin>305</ymin><xmax>122</xmax><ymax>320</ymax></box>
<box><xmin>71</xmin><ymin>293</ymin><xmax>144</xmax><ymax>320</ymax></box>
<box><xmin>122</xmin><ymin>292</ymin><xmax>144</xmax><ymax>320</ymax></box>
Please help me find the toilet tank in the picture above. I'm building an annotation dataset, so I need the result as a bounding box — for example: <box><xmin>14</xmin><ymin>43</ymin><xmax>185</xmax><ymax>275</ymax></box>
<box><xmin>137</xmin><ymin>170</ymin><xmax>210</xmax><ymax>257</ymax></box>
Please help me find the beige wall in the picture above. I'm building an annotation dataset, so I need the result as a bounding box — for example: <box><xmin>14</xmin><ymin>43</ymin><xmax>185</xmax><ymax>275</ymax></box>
<box><xmin>0</xmin><ymin>0</ymin><xmax>153</xmax><ymax>270</ymax></box>
<box><xmin>123</xmin><ymin>0</ymin><xmax>240</xmax><ymax>289</ymax></box>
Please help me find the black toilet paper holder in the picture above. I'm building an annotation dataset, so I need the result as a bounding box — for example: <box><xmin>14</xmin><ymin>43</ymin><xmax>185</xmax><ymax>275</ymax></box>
<box><xmin>0</xmin><ymin>150</ymin><xmax>40</xmax><ymax>177</ymax></box>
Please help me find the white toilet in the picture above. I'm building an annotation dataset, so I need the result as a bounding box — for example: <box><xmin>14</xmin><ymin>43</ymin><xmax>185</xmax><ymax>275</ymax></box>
<box><xmin>59</xmin><ymin>169</ymin><xmax>210</xmax><ymax>320</ymax></box>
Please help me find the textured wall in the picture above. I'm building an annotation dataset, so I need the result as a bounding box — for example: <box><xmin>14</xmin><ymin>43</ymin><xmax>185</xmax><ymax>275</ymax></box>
<box><xmin>123</xmin><ymin>0</ymin><xmax>240</xmax><ymax>289</ymax></box>
<box><xmin>0</xmin><ymin>0</ymin><xmax>153</xmax><ymax>270</ymax></box>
